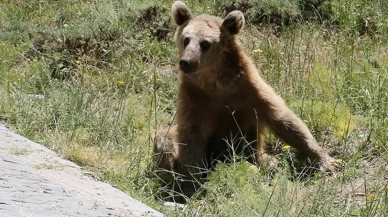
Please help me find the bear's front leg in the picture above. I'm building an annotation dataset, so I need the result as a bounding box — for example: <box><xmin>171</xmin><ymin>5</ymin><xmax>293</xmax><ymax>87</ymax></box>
<box><xmin>153</xmin><ymin>125</ymin><xmax>208</xmax><ymax>202</ymax></box>
<box><xmin>174</xmin><ymin>125</ymin><xmax>209</xmax><ymax>181</ymax></box>
<box><xmin>270</xmin><ymin>107</ymin><xmax>337</xmax><ymax>172</ymax></box>
<box><xmin>153</xmin><ymin>127</ymin><xmax>178</xmax><ymax>176</ymax></box>
<box><xmin>255</xmin><ymin>87</ymin><xmax>338</xmax><ymax>173</ymax></box>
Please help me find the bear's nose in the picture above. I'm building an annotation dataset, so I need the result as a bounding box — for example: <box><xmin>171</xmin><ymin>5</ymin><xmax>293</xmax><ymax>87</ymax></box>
<box><xmin>179</xmin><ymin>60</ymin><xmax>189</xmax><ymax>70</ymax></box>
<box><xmin>179</xmin><ymin>59</ymin><xmax>198</xmax><ymax>73</ymax></box>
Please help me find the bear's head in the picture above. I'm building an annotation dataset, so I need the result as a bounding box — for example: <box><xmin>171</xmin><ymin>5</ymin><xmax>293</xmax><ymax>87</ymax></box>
<box><xmin>171</xmin><ymin>1</ymin><xmax>245</xmax><ymax>74</ymax></box>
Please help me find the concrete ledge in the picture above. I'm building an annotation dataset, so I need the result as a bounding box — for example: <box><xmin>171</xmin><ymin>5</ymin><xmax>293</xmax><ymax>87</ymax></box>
<box><xmin>0</xmin><ymin>125</ymin><xmax>163</xmax><ymax>217</ymax></box>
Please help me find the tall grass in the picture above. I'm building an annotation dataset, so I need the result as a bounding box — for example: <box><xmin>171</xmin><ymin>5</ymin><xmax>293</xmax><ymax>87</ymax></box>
<box><xmin>0</xmin><ymin>0</ymin><xmax>387</xmax><ymax>216</ymax></box>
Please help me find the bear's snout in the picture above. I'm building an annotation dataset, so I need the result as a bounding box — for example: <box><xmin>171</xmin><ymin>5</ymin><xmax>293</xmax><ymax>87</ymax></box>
<box><xmin>179</xmin><ymin>59</ymin><xmax>198</xmax><ymax>73</ymax></box>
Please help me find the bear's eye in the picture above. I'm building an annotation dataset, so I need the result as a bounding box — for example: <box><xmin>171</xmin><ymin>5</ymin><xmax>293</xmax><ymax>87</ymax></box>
<box><xmin>200</xmin><ymin>41</ymin><xmax>211</xmax><ymax>51</ymax></box>
<box><xmin>183</xmin><ymin>37</ymin><xmax>190</xmax><ymax>47</ymax></box>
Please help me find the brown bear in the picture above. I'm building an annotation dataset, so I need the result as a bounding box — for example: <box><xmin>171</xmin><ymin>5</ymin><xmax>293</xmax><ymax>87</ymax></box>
<box><xmin>154</xmin><ymin>1</ymin><xmax>337</xmax><ymax>202</ymax></box>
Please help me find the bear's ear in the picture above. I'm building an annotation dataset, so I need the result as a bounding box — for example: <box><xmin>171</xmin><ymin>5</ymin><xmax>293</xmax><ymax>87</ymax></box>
<box><xmin>221</xmin><ymin>11</ymin><xmax>245</xmax><ymax>35</ymax></box>
<box><xmin>171</xmin><ymin>1</ymin><xmax>192</xmax><ymax>26</ymax></box>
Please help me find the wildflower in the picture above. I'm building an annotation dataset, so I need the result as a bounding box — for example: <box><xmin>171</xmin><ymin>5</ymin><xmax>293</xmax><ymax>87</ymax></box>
<box><xmin>281</xmin><ymin>145</ymin><xmax>291</xmax><ymax>151</ymax></box>
<box><xmin>335</xmin><ymin>159</ymin><xmax>343</xmax><ymax>164</ymax></box>
<box><xmin>75</xmin><ymin>60</ymin><xmax>81</xmax><ymax>64</ymax></box>
<box><xmin>117</xmin><ymin>80</ymin><xmax>125</xmax><ymax>86</ymax></box>
<box><xmin>366</xmin><ymin>194</ymin><xmax>376</xmax><ymax>202</ymax></box>
<box><xmin>253</xmin><ymin>49</ymin><xmax>263</xmax><ymax>53</ymax></box>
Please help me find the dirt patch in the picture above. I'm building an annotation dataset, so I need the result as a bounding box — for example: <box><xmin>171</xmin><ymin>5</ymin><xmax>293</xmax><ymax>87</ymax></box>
<box><xmin>220</xmin><ymin>0</ymin><xmax>380</xmax><ymax>37</ymax></box>
<box><xmin>325</xmin><ymin>157</ymin><xmax>387</xmax><ymax>208</ymax></box>
<box><xmin>300</xmin><ymin>0</ymin><xmax>333</xmax><ymax>22</ymax></box>
<box><xmin>221</xmin><ymin>0</ymin><xmax>302</xmax><ymax>36</ymax></box>
<box><xmin>358</xmin><ymin>17</ymin><xmax>379</xmax><ymax>37</ymax></box>
<box><xmin>26</xmin><ymin>28</ymin><xmax>119</xmax><ymax>79</ymax></box>
<box><xmin>137</xmin><ymin>6</ymin><xmax>173</xmax><ymax>41</ymax></box>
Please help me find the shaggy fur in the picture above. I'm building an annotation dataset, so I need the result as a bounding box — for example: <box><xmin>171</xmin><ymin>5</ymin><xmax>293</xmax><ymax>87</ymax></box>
<box><xmin>154</xmin><ymin>1</ymin><xmax>337</xmax><ymax>202</ymax></box>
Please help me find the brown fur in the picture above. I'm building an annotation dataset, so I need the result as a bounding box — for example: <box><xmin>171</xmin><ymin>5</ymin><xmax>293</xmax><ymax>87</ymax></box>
<box><xmin>154</xmin><ymin>1</ymin><xmax>337</xmax><ymax>202</ymax></box>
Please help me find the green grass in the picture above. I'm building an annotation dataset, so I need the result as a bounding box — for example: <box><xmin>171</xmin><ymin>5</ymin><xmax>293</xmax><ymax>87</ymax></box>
<box><xmin>0</xmin><ymin>0</ymin><xmax>387</xmax><ymax>216</ymax></box>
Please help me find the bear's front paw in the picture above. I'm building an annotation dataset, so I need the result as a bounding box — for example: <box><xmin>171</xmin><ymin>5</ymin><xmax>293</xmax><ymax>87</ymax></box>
<box><xmin>257</xmin><ymin>153</ymin><xmax>278</xmax><ymax>173</ymax></box>
<box><xmin>318</xmin><ymin>156</ymin><xmax>339</xmax><ymax>174</ymax></box>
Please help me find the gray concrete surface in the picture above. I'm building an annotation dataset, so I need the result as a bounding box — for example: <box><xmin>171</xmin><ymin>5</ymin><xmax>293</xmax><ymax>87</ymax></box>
<box><xmin>0</xmin><ymin>124</ymin><xmax>163</xmax><ymax>217</ymax></box>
